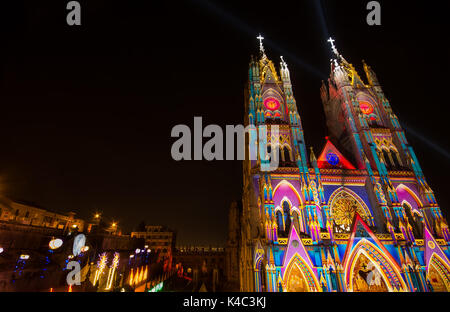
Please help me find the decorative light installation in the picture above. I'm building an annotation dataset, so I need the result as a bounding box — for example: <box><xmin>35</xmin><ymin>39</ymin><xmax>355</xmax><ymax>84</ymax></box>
<box><xmin>359</xmin><ymin>101</ymin><xmax>374</xmax><ymax>115</ymax></box>
<box><xmin>148</xmin><ymin>282</ymin><xmax>163</xmax><ymax>292</ymax></box>
<box><xmin>20</xmin><ymin>254</ymin><xmax>30</xmax><ymax>260</ymax></box>
<box><xmin>105</xmin><ymin>252</ymin><xmax>120</xmax><ymax>290</ymax></box>
<box><xmin>49</xmin><ymin>238</ymin><xmax>63</xmax><ymax>250</ymax></box>
<box><xmin>138</xmin><ymin>266</ymin><xmax>144</xmax><ymax>283</ymax></box>
<box><xmin>263</xmin><ymin>97</ymin><xmax>280</xmax><ymax>111</ymax></box>
<box><xmin>135</xmin><ymin>248</ymin><xmax>141</xmax><ymax>254</ymax></box>
<box><xmin>143</xmin><ymin>265</ymin><xmax>148</xmax><ymax>281</ymax></box>
<box><xmin>134</xmin><ymin>267</ymin><xmax>141</xmax><ymax>285</ymax></box>
<box><xmin>129</xmin><ymin>269</ymin><xmax>134</xmax><ymax>286</ymax></box>
<box><xmin>73</xmin><ymin>234</ymin><xmax>86</xmax><ymax>256</ymax></box>
<box><xmin>326</xmin><ymin>152</ymin><xmax>340</xmax><ymax>166</ymax></box>
<box><xmin>93</xmin><ymin>252</ymin><xmax>108</xmax><ymax>286</ymax></box>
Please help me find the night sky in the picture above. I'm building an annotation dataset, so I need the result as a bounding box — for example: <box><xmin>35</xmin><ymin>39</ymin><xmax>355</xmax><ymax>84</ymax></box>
<box><xmin>0</xmin><ymin>1</ymin><xmax>448</xmax><ymax>246</ymax></box>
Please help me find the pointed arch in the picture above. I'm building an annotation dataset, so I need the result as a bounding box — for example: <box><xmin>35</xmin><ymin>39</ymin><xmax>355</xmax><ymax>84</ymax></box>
<box><xmin>262</xmin><ymin>87</ymin><xmax>284</xmax><ymax>101</ymax></box>
<box><xmin>381</xmin><ymin>147</ymin><xmax>394</xmax><ymax>169</ymax></box>
<box><xmin>401</xmin><ymin>200</ymin><xmax>423</xmax><ymax>238</ymax></box>
<box><xmin>282</xmin><ymin>145</ymin><xmax>293</xmax><ymax>162</ymax></box>
<box><xmin>280</xmin><ymin>196</ymin><xmax>293</xmax><ymax>212</ymax></box>
<box><xmin>345</xmin><ymin>239</ymin><xmax>407</xmax><ymax>292</ymax></box>
<box><xmin>273</xmin><ymin>180</ymin><xmax>302</xmax><ymax>206</ymax></box>
<box><xmin>396</xmin><ymin>184</ymin><xmax>423</xmax><ymax>208</ymax></box>
<box><xmin>427</xmin><ymin>253</ymin><xmax>450</xmax><ymax>292</ymax></box>
<box><xmin>401</xmin><ymin>200</ymin><xmax>422</xmax><ymax>217</ymax></box>
<box><xmin>328</xmin><ymin>187</ymin><xmax>372</xmax><ymax>228</ymax></box>
<box><xmin>283</xmin><ymin>253</ymin><xmax>321</xmax><ymax>292</ymax></box>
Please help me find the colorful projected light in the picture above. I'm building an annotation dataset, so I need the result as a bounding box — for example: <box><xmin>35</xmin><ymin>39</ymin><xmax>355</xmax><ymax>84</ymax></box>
<box><xmin>264</xmin><ymin>97</ymin><xmax>280</xmax><ymax>111</ymax></box>
<box><xmin>94</xmin><ymin>252</ymin><xmax>107</xmax><ymax>286</ymax></box>
<box><xmin>326</xmin><ymin>152</ymin><xmax>340</xmax><ymax>166</ymax></box>
<box><xmin>359</xmin><ymin>101</ymin><xmax>374</xmax><ymax>115</ymax></box>
<box><xmin>148</xmin><ymin>282</ymin><xmax>164</xmax><ymax>292</ymax></box>
<box><xmin>105</xmin><ymin>252</ymin><xmax>120</xmax><ymax>290</ymax></box>
<box><xmin>49</xmin><ymin>238</ymin><xmax>63</xmax><ymax>250</ymax></box>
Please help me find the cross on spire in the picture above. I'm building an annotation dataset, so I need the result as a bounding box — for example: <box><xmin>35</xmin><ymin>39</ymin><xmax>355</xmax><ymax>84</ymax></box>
<box><xmin>257</xmin><ymin>34</ymin><xmax>265</xmax><ymax>54</ymax></box>
<box><xmin>327</xmin><ymin>37</ymin><xmax>339</xmax><ymax>57</ymax></box>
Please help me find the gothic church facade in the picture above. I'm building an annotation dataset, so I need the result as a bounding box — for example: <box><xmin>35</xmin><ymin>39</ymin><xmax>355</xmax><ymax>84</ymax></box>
<box><xmin>239</xmin><ymin>37</ymin><xmax>450</xmax><ymax>292</ymax></box>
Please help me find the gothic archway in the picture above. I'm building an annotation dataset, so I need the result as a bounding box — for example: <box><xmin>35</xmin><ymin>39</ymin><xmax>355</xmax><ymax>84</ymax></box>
<box><xmin>329</xmin><ymin>188</ymin><xmax>372</xmax><ymax>232</ymax></box>
<box><xmin>345</xmin><ymin>239</ymin><xmax>407</xmax><ymax>292</ymax></box>
<box><xmin>427</xmin><ymin>253</ymin><xmax>450</xmax><ymax>292</ymax></box>
<box><xmin>283</xmin><ymin>253</ymin><xmax>320</xmax><ymax>292</ymax></box>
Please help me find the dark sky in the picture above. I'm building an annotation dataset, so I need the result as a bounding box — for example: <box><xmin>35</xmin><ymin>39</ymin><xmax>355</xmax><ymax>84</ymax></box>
<box><xmin>0</xmin><ymin>1</ymin><xmax>448</xmax><ymax>246</ymax></box>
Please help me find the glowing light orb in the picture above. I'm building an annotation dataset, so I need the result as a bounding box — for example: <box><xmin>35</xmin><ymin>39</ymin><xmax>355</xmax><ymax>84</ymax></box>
<box><xmin>49</xmin><ymin>238</ymin><xmax>63</xmax><ymax>250</ymax></box>
<box><xmin>326</xmin><ymin>152</ymin><xmax>340</xmax><ymax>166</ymax></box>
<box><xmin>263</xmin><ymin>97</ymin><xmax>280</xmax><ymax>111</ymax></box>
<box><xmin>359</xmin><ymin>101</ymin><xmax>374</xmax><ymax>115</ymax></box>
<box><xmin>73</xmin><ymin>234</ymin><xmax>86</xmax><ymax>256</ymax></box>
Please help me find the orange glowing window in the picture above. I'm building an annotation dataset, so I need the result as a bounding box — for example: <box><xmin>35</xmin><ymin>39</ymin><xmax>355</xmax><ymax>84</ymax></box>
<box><xmin>359</xmin><ymin>101</ymin><xmax>374</xmax><ymax>115</ymax></box>
<box><xmin>264</xmin><ymin>97</ymin><xmax>280</xmax><ymax>111</ymax></box>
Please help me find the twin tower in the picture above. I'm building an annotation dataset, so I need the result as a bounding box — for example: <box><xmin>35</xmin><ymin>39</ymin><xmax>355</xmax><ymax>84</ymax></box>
<box><xmin>238</xmin><ymin>36</ymin><xmax>450</xmax><ymax>292</ymax></box>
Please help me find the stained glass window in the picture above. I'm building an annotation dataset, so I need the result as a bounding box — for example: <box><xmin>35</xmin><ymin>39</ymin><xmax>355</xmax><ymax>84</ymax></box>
<box><xmin>263</xmin><ymin>97</ymin><xmax>280</xmax><ymax>111</ymax></box>
<box><xmin>331</xmin><ymin>192</ymin><xmax>369</xmax><ymax>232</ymax></box>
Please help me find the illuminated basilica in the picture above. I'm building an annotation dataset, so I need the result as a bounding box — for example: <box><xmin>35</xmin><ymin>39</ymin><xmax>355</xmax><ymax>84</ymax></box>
<box><xmin>238</xmin><ymin>36</ymin><xmax>450</xmax><ymax>292</ymax></box>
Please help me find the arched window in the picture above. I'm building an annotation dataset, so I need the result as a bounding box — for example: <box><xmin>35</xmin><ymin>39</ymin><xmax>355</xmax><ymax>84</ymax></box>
<box><xmin>330</xmin><ymin>190</ymin><xmax>371</xmax><ymax>232</ymax></box>
<box><xmin>292</xmin><ymin>210</ymin><xmax>300</xmax><ymax>233</ymax></box>
<box><xmin>391</xmin><ymin>149</ymin><xmax>402</xmax><ymax>168</ymax></box>
<box><xmin>403</xmin><ymin>203</ymin><xmax>422</xmax><ymax>238</ymax></box>
<box><xmin>282</xmin><ymin>201</ymin><xmax>291</xmax><ymax>236</ymax></box>
<box><xmin>276</xmin><ymin>211</ymin><xmax>284</xmax><ymax>233</ymax></box>
<box><xmin>260</xmin><ymin>260</ymin><xmax>267</xmax><ymax>291</ymax></box>
<box><xmin>382</xmin><ymin>149</ymin><xmax>393</xmax><ymax>169</ymax></box>
<box><xmin>277</xmin><ymin>146</ymin><xmax>282</xmax><ymax>163</ymax></box>
<box><xmin>283</xmin><ymin>147</ymin><xmax>292</xmax><ymax>162</ymax></box>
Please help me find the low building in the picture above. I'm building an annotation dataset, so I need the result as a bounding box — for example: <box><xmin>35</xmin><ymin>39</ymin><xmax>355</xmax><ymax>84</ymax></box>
<box><xmin>0</xmin><ymin>197</ymin><xmax>85</xmax><ymax>232</ymax></box>
<box><xmin>131</xmin><ymin>225</ymin><xmax>176</xmax><ymax>261</ymax></box>
<box><xmin>173</xmin><ymin>246</ymin><xmax>225</xmax><ymax>291</ymax></box>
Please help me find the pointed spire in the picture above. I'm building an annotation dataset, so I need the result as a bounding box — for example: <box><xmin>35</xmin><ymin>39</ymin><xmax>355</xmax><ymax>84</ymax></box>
<box><xmin>362</xmin><ymin>59</ymin><xmax>379</xmax><ymax>86</ymax></box>
<box><xmin>327</xmin><ymin>37</ymin><xmax>347</xmax><ymax>64</ymax></box>
<box><xmin>257</xmin><ymin>34</ymin><xmax>266</xmax><ymax>57</ymax></box>
<box><xmin>327</xmin><ymin>37</ymin><xmax>339</xmax><ymax>58</ymax></box>
<box><xmin>280</xmin><ymin>55</ymin><xmax>288</xmax><ymax>70</ymax></box>
<box><xmin>309</xmin><ymin>146</ymin><xmax>317</xmax><ymax>164</ymax></box>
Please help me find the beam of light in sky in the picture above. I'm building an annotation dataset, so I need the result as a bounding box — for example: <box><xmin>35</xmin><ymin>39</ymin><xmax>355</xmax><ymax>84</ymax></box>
<box><xmin>402</xmin><ymin>123</ymin><xmax>450</xmax><ymax>160</ymax></box>
<box><xmin>312</xmin><ymin>0</ymin><xmax>330</xmax><ymax>45</ymax></box>
<box><xmin>191</xmin><ymin>0</ymin><xmax>327</xmax><ymax>80</ymax></box>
